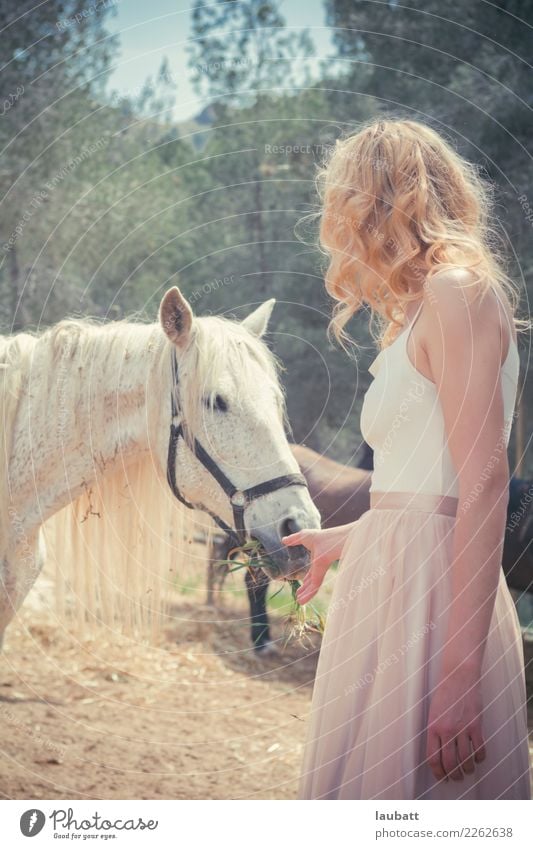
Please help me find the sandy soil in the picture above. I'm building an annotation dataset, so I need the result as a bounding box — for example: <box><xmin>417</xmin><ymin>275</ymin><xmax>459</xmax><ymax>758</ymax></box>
<box><xmin>0</xmin><ymin>591</ymin><xmax>321</xmax><ymax>800</ymax></box>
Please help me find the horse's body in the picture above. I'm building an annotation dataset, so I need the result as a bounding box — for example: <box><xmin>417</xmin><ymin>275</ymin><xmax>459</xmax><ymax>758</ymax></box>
<box><xmin>0</xmin><ymin>289</ymin><xmax>320</xmax><ymax>645</ymax></box>
<box><xmin>291</xmin><ymin>444</ymin><xmax>371</xmax><ymax>529</ymax></box>
<box><xmin>503</xmin><ymin>477</ymin><xmax>533</xmax><ymax>593</ymax></box>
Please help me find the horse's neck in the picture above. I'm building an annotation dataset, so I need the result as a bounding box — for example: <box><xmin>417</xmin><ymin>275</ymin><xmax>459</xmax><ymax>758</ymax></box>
<box><xmin>10</xmin><ymin>321</ymin><xmax>169</xmax><ymax>530</ymax></box>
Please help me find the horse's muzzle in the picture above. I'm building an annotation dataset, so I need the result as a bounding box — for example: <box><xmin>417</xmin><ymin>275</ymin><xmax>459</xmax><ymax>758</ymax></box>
<box><xmin>251</xmin><ymin>533</ymin><xmax>311</xmax><ymax>581</ymax></box>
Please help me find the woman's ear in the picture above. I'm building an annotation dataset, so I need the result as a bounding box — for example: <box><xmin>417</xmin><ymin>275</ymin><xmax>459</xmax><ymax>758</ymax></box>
<box><xmin>159</xmin><ymin>287</ymin><xmax>193</xmax><ymax>347</ymax></box>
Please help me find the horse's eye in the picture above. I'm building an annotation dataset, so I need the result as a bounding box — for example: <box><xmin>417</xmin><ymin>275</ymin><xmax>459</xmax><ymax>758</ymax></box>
<box><xmin>204</xmin><ymin>394</ymin><xmax>228</xmax><ymax>412</ymax></box>
<box><xmin>214</xmin><ymin>394</ymin><xmax>228</xmax><ymax>412</ymax></box>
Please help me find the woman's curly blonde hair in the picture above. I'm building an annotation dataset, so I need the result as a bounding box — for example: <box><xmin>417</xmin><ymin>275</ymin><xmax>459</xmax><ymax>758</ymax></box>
<box><xmin>317</xmin><ymin>117</ymin><xmax>523</xmax><ymax>350</ymax></box>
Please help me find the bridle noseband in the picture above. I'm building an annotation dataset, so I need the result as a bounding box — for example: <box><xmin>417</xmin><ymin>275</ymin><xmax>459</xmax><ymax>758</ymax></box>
<box><xmin>166</xmin><ymin>348</ymin><xmax>308</xmax><ymax>549</ymax></box>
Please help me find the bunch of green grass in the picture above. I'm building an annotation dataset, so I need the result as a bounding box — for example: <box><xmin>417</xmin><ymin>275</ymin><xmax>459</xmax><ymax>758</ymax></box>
<box><xmin>223</xmin><ymin>539</ymin><xmax>325</xmax><ymax>647</ymax></box>
<box><xmin>264</xmin><ymin>578</ymin><xmax>324</xmax><ymax>649</ymax></box>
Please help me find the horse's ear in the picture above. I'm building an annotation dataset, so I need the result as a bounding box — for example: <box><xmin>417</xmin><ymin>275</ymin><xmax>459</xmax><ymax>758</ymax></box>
<box><xmin>241</xmin><ymin>298</ymin><xmax>275</xmax><ymax>337</ymax></box>
<box><xmin>159</xmin><ymin>287</ymin><xmax>193</xmax><ymax>347</ymax></box>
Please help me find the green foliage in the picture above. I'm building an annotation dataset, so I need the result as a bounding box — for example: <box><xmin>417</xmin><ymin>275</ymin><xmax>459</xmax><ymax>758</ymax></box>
<box><xmin>188</xmin><ymin>0</ymin><xmax>315</xmax><ymax>104</ymax></box>
<box><xmin>1</xmin><ymin>0</ymin><xmax>530</xmax><ymax>469</ymax></box>
<box><xmin>0</xmin><ymin>0</ymin><xmax>119</xmax><ymax>326</ymax></box>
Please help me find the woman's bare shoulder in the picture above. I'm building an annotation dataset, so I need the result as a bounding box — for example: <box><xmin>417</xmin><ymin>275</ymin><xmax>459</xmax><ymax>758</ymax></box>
<box><xmin>420</xmin><ymin>267</ymin><xmax>516</xmax><ymax>350</ymax></box>
<box><xmin>423</xmin><ymin>266</ymin><xmax>479</xmax><ymax>302</ymax></box>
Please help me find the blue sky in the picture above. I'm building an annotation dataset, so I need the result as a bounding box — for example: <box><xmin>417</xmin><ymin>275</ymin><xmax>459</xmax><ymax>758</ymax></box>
<box><xmin>106</xmin><ymin>0</ymin><xmax>334</xmax><ymax>120</ymax></box>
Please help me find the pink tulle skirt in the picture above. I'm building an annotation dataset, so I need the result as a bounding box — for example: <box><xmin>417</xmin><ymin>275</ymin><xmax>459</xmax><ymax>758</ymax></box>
<box><xmin>298</xmin><ymin>493</ymin><xmax>531</xmax><ymax>800</ymax></box>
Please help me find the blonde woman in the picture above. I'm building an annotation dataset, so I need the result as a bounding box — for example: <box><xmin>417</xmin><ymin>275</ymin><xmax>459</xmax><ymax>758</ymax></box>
<box><xmin>283</xmin><ymin>118</ymin><xmax>531</xmax><ymax>800</ymax></box>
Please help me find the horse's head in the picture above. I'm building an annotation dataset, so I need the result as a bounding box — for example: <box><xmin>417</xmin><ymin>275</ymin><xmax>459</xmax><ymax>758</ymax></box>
<box><xmin>159</xmin><ymin>287</ymin><xmax>321</xmax><ymax>581</ymax></box>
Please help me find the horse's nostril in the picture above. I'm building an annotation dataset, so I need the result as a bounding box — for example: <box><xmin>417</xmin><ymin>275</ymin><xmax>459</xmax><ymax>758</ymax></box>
<box><xmin>280</xmin><ymin>516</ymin><xmax>302</xmax><ymax>538</ymax></box>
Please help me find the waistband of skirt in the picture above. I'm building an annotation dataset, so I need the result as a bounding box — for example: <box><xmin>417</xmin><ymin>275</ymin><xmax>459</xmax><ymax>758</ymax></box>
<box><xmin>369</xmin><ymin>491</ymin><xmax>458</xmax><ymax>517</ymax></box>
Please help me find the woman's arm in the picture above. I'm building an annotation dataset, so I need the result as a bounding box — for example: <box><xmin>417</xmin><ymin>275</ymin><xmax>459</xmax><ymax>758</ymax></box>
<box><xmin>420</xmin><ymin>270</ymin><xmax>512</xmax><ymax>782</ymax></box>
<box><xmin>282</xmin><ymin>521</ymin><xmax>359</xmax><ymax>604</ymax></box>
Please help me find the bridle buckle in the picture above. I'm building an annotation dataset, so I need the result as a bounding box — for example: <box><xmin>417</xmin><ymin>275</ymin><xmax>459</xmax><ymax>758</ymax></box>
<box><xmin>230</xmin><ymin>490</ymin><xmax>247</xmax><ymax>509</ymax></box>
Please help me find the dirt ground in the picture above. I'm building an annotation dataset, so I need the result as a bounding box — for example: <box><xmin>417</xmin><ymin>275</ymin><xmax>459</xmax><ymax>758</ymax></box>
<box><xmin>1</xmin><ymin>580</ymin><xmax>532</xmax><ymax>800</ymax></box>
<box><xmin>0</xmin><ymin>586</ymin><xmax>322</xmax><ymax>800</ymax></box>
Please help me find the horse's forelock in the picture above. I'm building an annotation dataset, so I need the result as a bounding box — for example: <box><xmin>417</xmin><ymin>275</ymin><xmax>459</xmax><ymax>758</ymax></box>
<box><xmin>177</xmin><ymin>315</ymin><xmax>286</xmax><ymax>438</ymax></box>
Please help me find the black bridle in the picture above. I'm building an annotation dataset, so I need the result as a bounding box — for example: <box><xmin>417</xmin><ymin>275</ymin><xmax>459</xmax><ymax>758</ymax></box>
<box><xmin>166</xmin><ymin>348</ymin><xmax>308</xmax><ymax>549</ymax></box>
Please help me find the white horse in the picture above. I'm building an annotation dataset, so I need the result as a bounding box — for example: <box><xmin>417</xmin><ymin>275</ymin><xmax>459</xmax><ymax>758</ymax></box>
<box><xmin>0</xmin><ymin>287</ymin><xmax>320</xmax><ymax>644</ymax></box>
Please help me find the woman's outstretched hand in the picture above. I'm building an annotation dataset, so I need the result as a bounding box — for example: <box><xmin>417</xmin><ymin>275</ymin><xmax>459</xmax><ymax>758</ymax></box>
<box><xmin>282</xmin><ymin>524</ymin><xmax>355</xmax><ymax>605</ymax></box>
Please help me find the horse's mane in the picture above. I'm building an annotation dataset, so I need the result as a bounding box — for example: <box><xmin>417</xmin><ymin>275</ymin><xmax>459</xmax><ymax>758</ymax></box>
<box><xmin>10</xmin><ymin>311</ymin><xmax>287</xmax><ymax>440</ymax></box>
<box><xmin>1</xmin><ymin>311</ymin><xmax>284</xmax><ymax>642</ymax></box>
<box><xmin>1</xmin><ymin>331</ymin><xmax>39</xmax><ymax>551</ymax></box>
<box><xmin>44</xmin><ymin>457</ymin><xmax>214</xmax><ymax>643</ymax></box>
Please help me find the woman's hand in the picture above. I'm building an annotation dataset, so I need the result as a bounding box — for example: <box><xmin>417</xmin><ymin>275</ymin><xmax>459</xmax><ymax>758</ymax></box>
<box><xmin>282</xmin><ymin>524</ymin><xmax>354</xmax><ymax>605</ymax></box>
<box><xmin>426</xmin><ymin>666</ymin><xmax>486</xmax><ymax>782</ymax></box>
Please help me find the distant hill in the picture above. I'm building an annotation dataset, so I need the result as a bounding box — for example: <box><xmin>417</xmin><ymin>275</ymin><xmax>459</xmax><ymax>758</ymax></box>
<box><xmin>173</xmin><ymin>103</ymin><xmax>217</xmax><ymax>150</ymax></box>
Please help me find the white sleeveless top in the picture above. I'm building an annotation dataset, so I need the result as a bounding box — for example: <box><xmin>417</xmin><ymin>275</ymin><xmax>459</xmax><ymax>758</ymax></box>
<box><xmin>360</xmin><ymin>301</ymin><xmax>520</xmax><ymax>497</ymax></box>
